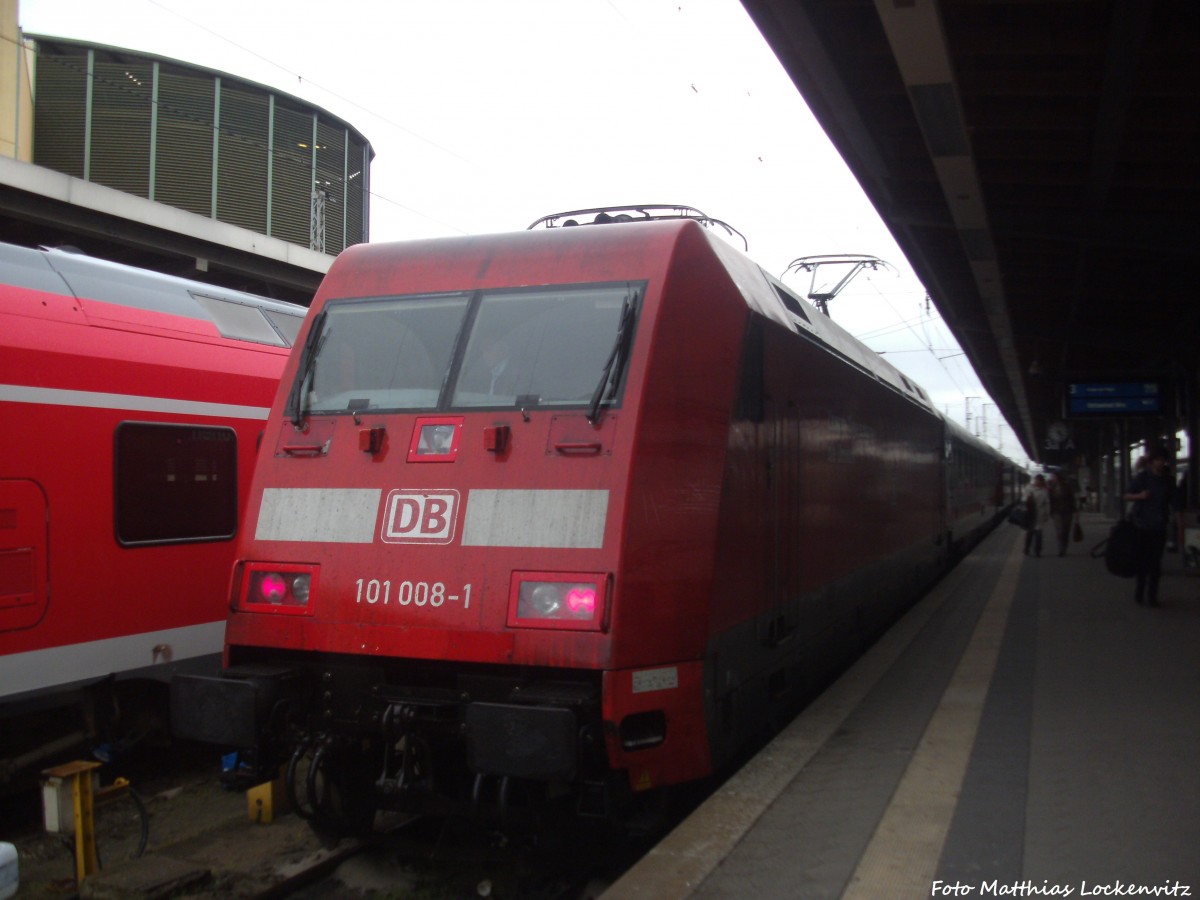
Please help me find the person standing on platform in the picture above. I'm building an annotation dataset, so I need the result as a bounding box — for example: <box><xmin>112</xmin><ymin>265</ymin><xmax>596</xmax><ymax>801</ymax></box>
<box><xmin>1024</xmin><ymin>474</ymin><xmax>1051</xmax><ymax>557</ymax></box>
<box><xmin>1123</xmin><ymin>446</ymin><xmax>1175</xmax><ymax>607</ymax></box>
<box><xmin>1048</xmin><ymin>472</ymin><xmax>1078</xmax><ymax>556</ymax></box>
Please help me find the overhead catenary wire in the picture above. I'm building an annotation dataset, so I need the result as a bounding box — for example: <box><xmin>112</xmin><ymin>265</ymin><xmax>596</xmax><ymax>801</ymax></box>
<box><xmin>845</xmin><ymin>275</ymin><xmax>977</xmax><ymax>403</ymax></box>
<box><xmin>141</xmin><ymin>0</ymin><xmax>477</xmax><ymax>168</ymax></box>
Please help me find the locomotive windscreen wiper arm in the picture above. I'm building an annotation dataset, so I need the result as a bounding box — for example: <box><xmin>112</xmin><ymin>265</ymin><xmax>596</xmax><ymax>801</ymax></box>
<box><xmin>587</xmin><ymin>290</ymin><xmax>638</xmax><ymax>425</ymax></box>
<box><xmin>288</xmin><ymin>310</ymin><xmax>328</xmax><ymax>428</ymax></box>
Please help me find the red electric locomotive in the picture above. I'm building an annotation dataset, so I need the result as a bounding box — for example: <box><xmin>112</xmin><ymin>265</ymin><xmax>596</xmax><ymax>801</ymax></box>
<box><xmin>0</xmin><ymin>241</ymin><xmax>306</xmax><ymax>786</ymax></box>
<box><xmin>173</xmin><ymin>209</ymin><xmax>1008</xmax><ymax>828</ymax></box>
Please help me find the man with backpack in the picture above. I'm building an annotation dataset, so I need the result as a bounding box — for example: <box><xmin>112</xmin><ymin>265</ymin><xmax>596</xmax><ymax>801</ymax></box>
<box><xmin>1123</xmin><ymin>446</ymin><xmax>1176</xmax><ymax>606</ymax></box>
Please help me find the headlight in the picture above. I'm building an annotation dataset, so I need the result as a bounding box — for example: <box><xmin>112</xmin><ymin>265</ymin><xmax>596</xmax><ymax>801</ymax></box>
<box><xmin>290</xmin><ymin>573</ymin><xmax>312</xmax><ymax>604</ymax></box>
<box><xmin>523</xmin><ymin>583</ymin><xmax>566</xmax><ymax>617</ymax></box>
<box><xmin>508</xmin><ymin>572</ymin><xmax>607</xmax><ymax>631</ymax></box>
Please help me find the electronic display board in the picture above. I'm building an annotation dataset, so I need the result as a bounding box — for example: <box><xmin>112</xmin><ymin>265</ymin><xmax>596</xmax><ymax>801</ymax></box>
<box><xmin>1065</xmin><ymin>380</ymin><xmax>1166</xmax><ymax>417</ymax></box>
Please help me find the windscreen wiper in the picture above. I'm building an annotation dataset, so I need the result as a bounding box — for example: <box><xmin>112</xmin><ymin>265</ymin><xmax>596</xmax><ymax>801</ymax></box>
<box><xmin>587</xmin><ymin>290</ymin><xmax>638</xmax><ymax>425</ymax></box>
<box><xmin>288</xmin><ymin>310</ymin><xmax>328</xmax><ymax>428</ymax></box>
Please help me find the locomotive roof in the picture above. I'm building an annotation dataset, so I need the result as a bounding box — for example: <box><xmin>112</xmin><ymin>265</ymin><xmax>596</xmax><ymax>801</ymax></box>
<box><xmin>322</xmin><ymin>220</ymin><xmax>939</xmax><ymax>415</ymax></box>
<box><xmin>0</xmin><ymin>240</ymin><xmax>307</xmax><ymax>348</ymax></box>
<box><xmin>680</xmin><ymin>222</ymin><xmax>939</xmax><ymax>416</ymax></box>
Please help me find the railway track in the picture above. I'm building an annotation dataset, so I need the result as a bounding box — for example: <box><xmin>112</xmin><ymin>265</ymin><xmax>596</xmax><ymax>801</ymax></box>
<box><xmin>4</xmin><ymin>744</ymin><xmax>641</xmax><ymax>898</ymax></box>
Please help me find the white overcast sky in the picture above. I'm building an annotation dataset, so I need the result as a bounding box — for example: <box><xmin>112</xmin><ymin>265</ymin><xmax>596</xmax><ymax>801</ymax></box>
<box><xmin>19</xmin><ymin>0</ymin><xmax>1017</xmax><ymax>455</ymax></box>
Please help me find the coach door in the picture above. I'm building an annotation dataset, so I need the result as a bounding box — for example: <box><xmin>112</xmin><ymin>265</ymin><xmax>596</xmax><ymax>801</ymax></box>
<box><xmin>0</xmin><ymin>479</ymin><xmax>49</xmax><ymax>632</ymax></box>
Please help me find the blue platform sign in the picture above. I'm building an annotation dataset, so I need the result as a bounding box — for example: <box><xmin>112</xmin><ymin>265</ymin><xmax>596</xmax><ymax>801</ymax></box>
<box><xmin>1066</xmin><ymin>381</ymin><xmax>1163</xmax><ymax>416</ymax></box>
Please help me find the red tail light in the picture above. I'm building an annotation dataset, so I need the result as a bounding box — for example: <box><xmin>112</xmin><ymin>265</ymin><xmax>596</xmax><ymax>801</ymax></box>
<box><xmin>240</xmin><ymin>563</ymin><xmax>317</xmax><ymax>615</ymax></box>
<box><xmin>508</xmin><ymin>572</ymin><xmax>607</xmax><ymax>631</ymax></box>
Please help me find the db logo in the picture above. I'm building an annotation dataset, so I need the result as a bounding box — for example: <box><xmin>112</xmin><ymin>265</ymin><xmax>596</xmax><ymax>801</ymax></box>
<box><xmin>380</xmin><ymin>490</ymin><xmax>460</xmax><ymax>544</ymax></box>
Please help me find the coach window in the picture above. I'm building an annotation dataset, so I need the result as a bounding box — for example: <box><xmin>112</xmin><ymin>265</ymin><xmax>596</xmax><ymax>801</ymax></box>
<box><xmin>192</xmin><ymin>294</ymin><xmax>290</xmax><ymax>346</ymax></box>
<box><xmin>114</xmin><ymin>423</ymin><xmax>238</xmax><ymax>545</ymax></box>
<box><xmin>263</xmin><ymin>309</ymin><xmax>304</xmax><ymax>346</ymax></box>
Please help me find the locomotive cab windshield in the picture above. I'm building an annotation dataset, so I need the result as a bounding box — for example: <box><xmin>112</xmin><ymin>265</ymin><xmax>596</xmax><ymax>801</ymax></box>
<box><xmin>286</xmin><ymin>282</ymin><xmax>642</xmax><ymax>420</ymax></box>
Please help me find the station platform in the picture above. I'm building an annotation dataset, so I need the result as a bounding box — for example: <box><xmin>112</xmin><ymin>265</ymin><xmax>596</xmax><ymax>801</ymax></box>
<box><xmin>606</xmin><ymin>513</ymin><xmax>1200</xmax><ymax>899</ymax></box>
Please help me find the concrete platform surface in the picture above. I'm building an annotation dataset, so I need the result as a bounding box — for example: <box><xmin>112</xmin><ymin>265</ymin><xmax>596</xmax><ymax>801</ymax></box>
<box><xmin>606</xmin><ymin>514</ymin><xmax>1200</xmax><ymax>899</ymax></box>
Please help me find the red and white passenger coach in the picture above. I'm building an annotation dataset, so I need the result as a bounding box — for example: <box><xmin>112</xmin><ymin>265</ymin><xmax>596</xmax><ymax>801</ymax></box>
<box><xmin>0</xmin><ymin>241</ymin><xmax>305</xmax><ymax>785</ymax></box>
<box><xmin>173</xmin><ymin>210</ymin><xmax>1012</xmax><ymax>828</ymax></box>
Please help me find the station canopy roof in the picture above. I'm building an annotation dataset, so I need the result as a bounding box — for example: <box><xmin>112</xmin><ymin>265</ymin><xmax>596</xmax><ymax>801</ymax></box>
<box><xmin>740</xmin><ymin>0</ymin><xmax>1200</xmax><ymax>462</ymax></box>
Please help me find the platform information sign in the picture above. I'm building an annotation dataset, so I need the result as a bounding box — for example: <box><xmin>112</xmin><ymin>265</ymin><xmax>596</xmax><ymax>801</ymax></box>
<box><xmin>1066</xmin><ymin>381</ymin><xmax>1164</xmax><ymax>416</ymax></box>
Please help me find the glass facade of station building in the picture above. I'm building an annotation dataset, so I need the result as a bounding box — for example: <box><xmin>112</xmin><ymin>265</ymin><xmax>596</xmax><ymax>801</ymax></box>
<box><xmin>29</xmin><ymin>36</ymin><xmax>372</xmax><ymax>255</ymax></box>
